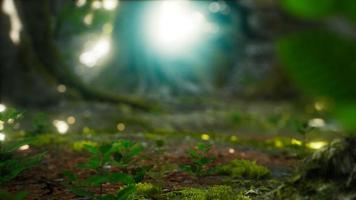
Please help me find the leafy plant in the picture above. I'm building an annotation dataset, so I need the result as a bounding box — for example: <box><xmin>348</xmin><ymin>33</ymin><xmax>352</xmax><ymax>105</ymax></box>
<box><xmin>180</xmin><ymin>143</ymin><xmax>216</xmax><ymax>177</ymax></box>
<box><xmin>64</xmin><ymin>140</ymin><xmax>150</xmax><ymax>200</ymax></box>
<box><xmin>218</xmin><ymin>159</ymin><xmax>270</xmax><ymax>179</ymax></box>
<box><xmin>0</xmin><ymin>190</ymin><xmax>27</xmax><ymax>200</ymax></box>
<box><xmin>29</xmin><ymin>112</ymin><xmax>53</xmax><ymax>135</ymax></box>
<box><xmin>0</xmin><ymin>108</ymin><xmax>43</xmax><ymax>199</ymax></box>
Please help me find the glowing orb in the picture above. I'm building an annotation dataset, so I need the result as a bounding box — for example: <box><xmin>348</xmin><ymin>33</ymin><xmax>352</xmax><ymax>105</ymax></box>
<box><xmin>0</xmin><ymin>132</ymin><xmax>5</xmax><ymax>141</ymax></box>
<box><xmin>53</xmin><ymin>120</ymin><xmax>69</xmax><ymax>134</ymax></box>
<box><xmin>146</xmin><ymin>1</ymin><xmax>208</xmax><ymax>53</ymax></box>
<box><xmin>79</xmin><ymin>37</ymin><xmax>111</xmax><ymax>67</ymax></box>
<box><xmin>0</xmin><ymin>104</ymin><xmax>6</xmax><ymax>112</ymax></box>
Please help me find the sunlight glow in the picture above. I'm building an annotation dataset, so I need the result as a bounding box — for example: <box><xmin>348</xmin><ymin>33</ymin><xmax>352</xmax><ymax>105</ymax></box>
<box><xmin>79</xmin><ymin>37</ymin><xmax>111</xmax><ymax>67</ymax></box>
<box><xmin>19</xmin><ymin>144</ymin><xmax>30</xmax><ymax>151</ymax></box>
<box><xmin>0</xmin><ymin>104</ymin><xmax>6</xmax><ymax>112</ymax></box>
<box><xmin>57</xmin><ymin>84</ymin><xmax>67</xmax><ymax>93</ymax></box>
<box><xmin>308</xmin><ymin>118</ymin><xmax>325</xmax><ymax>128</ymax></box>
<box><xmin>291</xmin><ymin>138</ymin><xmax>302</xmax><ymax>146</ymax></box>
<box><xmin>0</xmin><ymin>121</ymin><xmax>4</xmax><ymax>131</ymax></box>
<box><xmin>103</xmin><ymin>0</ymin><xmax>118</xmax><ymax>10</ymax></box>
<box><xmin>76</xmin><ymin>0</ymin><xmax>86</xmax><ymax>7</ymax></box>
<box><xmin>91</xmin><ymin>0</ymin><xmax>102</xmax><ymax>9</ymax></box>
<box><xmin>147</xmin><ymin>0</ymin><xmax>208</xmax><ymax>53</ymax></box>
<box><xmin>0</xmin><ymin>133</ymin><xmax>5</xmax><ymax>141</ymax></box>
<box><xmin>307</xmin><ymin>141</ymin><xmax>327</xmax><ymax>150</ymax></box>
<box><xmin>53</xmin><ymin>120</ymin><xmax>69</xmax><ymax>134</ymax></box>
<box><xmin>201</xmin><ymin>134</ymin><xmax>210</xmax><ymax>141</ymax></box>
<box><xmin>83</xmin><ymin>13</ymin><xmax>94</xmax><ymax>26</ymax></box>
<box><xmin>228</xmin><ymin>148</ymin><xmax>235</xmax><ymax>154</ymax></box>
<box><xmin>116</xmin><ymin>123</ymin><xmax>125</xmax><ymax>131</ymax></box>
<box><xmin>67</xmin><ymin>116</ymin><xmax>76</xmax><ymax>125</ymax></box>
<box><xmin>2</xmin><ymin>0</ymin><xmax>22</xmax><ymax>44</ymax></box>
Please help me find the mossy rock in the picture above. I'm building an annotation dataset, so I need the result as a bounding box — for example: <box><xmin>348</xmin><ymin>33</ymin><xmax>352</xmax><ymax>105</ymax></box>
<box><xmin>128</xmin><ymin>183</ymin><xmax>161</xmax><ymax>200</ymax></box>
<box><xmin>218</xmin><ymin>159</ymin><xmax>271</xmax><ymax>179</ymax></box>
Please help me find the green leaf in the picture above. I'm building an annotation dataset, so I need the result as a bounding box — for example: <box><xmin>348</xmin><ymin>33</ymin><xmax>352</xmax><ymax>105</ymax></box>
<box><xmin>281</xmin><ymin>0</ymin><xmax>335</xmax><ymax>20</ymax></box>
<box><xmin>110</xmin><ymin>173</ymin><xmax>134</xmax><ymax>184</ymax></box>
<box><xmin>0</xmin><ymin>190</ymin><xmax>27</xmax><ymax>200</ymax></box>
<box><xmin>277</xmin><ymin>30</ymin><xmax>356</xmax><ymax>101</ymax></box>
<box><xmin>83</xmin><ymin>144</ymin><xmax>99</xmax><ymax>154</ymax></box>
<box><xmin>116</xmin><ymin>185</ymin><xmax>136</xmax><ymax>200</ymax></box>
<box><xmin>63</xmin><ymin>170</ymin><xmax>77</xmax><ymax>182</ymax></box>
<box><xmin>84</xmin><ymin>174</ymin><xmax>110</xmax><ymax>186</ymax></box>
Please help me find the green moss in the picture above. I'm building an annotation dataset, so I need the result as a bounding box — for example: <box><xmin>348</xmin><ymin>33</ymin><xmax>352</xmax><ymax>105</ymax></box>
<box><xmin>128</xmin><ymin>183</ymin><xmax>161</xmax><ymax>200</ymax></box>
<box><xmin>72</xmin><ymin>140</ymin><xmax>98</xmax><ymax>151</ymax></box>
<box><xmin>164</xmin><ymin>186</ymin><xmax>249</xmax><ymax>200</ymax></box>
<box><xmin>206</xmin><ymin>185</ymin><xmax>234</xmax><ymax>200</ymax></box>
<box><xmin>218</xmin><ymin>159</ymin><xmax>270</xmax><ymax>179</ymax></box>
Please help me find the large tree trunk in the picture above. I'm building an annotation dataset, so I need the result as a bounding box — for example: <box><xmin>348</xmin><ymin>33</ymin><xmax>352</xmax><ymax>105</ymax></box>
<box><xmin>1</xmin><ymin>0</ymin><xmax>151</xmax><ymax>110</ymax></box>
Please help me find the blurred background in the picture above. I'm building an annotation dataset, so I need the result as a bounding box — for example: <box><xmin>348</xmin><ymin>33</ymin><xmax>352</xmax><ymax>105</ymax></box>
<box><xmin>0</xmin><ymin>0</ymin><xmax>355</xmax><ymax>135</ymax></box>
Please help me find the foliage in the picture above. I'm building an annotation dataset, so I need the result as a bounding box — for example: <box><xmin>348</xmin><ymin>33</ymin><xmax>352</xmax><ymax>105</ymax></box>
<box><xmin>0</xmin><ymin>108</ymin><xmax>43</xmax><ymax>199</ymax></box>
<box><xmin>127</xmin><ymin>183</ymin><xmax>161</xmax><ymax>200</ymax></box>
<box><xmin>164</xmin><ymin>185</ymin><xmax>250</xmax><ymax>200</ymax></box>
<box><xmin>218</xmin><ymin>159</ymin><xmax>270</xmax><ymax>179</ymax></box>
<box><xmin>180</xmin><ymin>143</ymin><xmax>216</xmax><ymax>177</ymax></box>
<box><xmin>29</xmin><ymin>113</ymin><xmax>53</xmax><ymax>135</ymax></box>
<box><xmin>278</xmin><ymin>0</ymin><xmax>356</xmax><ymax>132</ymax></box>
<box><xmin>64</xmin><ymin>140</ymin><xmax>150</xmax><ymax>200</ymax></box>
<box><xmin>0</xmin><ymin>190</ymin><xmax>27</xmax><ymax>200</ymax></box>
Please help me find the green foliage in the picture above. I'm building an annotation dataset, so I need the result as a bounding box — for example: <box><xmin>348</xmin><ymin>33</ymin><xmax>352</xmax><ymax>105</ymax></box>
<box><xmin>64</xmin><ymin>140</ymin><xmax>149</xmax><ymax>200</ymax></box>
<box><xmin>281</xmin><ymin>0</ymin><xmax>335</xmax><ymax>20</ymax></box>
<box><xmin>218</xmin><ymin>159</ymin><xmax>270</xmax><ymax>179</ymax></box>
<box><xmin>0</xmin><ymin>190</ymin><xmax>27</xmax><ymax>200</ymax></box>
<box><xmin>180</xmin><ymin>143</ymin><xmax>216</xmax><ymax>177</ymax></box>
<box><xmin>279</xmin><ymin>0</ymin><xmax>356</xmax><ymax>132</ymax></box>
<box><xmin>128</xmin><ymin>183</ymin><xmax>161</xmax><ymax>200</ymax></box>
<box><xmin>164</xmin><ymin>185</ymin><xmax>249</xmax><ymax>200</ymax></box>
<box><xmin>29</xmin><ymin>113</ymin><xmax>53</xmax><ymax>135</ymax></box>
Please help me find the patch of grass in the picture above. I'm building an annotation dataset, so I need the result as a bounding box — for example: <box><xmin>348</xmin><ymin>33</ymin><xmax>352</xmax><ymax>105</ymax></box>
<box><xmin>163</xmin><ymin>185</ymin><xmax>250</xmax><ymax>200</ymax></box>
<box><xmin>218</xmin><ymin>159</ymin><xmax>270</xmax><ymax>179</ymax></box>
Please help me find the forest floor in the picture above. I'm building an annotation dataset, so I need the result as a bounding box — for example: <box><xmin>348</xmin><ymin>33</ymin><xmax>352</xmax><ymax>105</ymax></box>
<box><xmin>2</xmin><ymin>100</ymin><xmax>352</xmax><ymax>200</ymax></box>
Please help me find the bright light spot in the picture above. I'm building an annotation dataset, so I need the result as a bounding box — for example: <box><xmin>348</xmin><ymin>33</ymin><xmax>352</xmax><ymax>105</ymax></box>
<box><xmin>0</xmin><ymin>121</ymin><xmax>4</xmax><ymax>131</ymax></box>
<box><xmin>91</xmin><ymin>0</ymin><xmax>102</xmax><ymax>9</ymax></box>
<box><xmin>230</xmin><ymin>135</ymin><xmax>238</xmax><ymax>142</ymax></box>
<box><xmin>274</xmin><ymin>139</ymin><xmax>283</xmax><ymax>148</ymax></box>
<box><xmin>19</xmin><ymin>144</ymin><xmax>30</xmax><ymax>151</ymax></box>
<box><xmin>102</xmin><ymin>23</ymin><xmax>113</xmax><ymax>34</ymax></box>
<box><xmin>116</xmin><ymin>123</ymin><xmax>125</xmax><ymax>131</ymax></box>
<box><xmin>83</xmin><ymin>13</ymin><xmax>94</xmax><ymax>25</ymax></box>
<box><xmin>147</xmin><ymin>0</ymin><xmax>208</xmax><ymax>53</ymax></box>
<box><xmin>103</xmin><ymin>0</ymin><xmax>118</xmax><ymax>10</ymax></box>
<box><xmin>0</xmin><ymin>133</ymin><xmax>5</xmax><ymax>141</ymax></box>
<box><xmin>57</xmin><ymin>84</ymin><xmax>67</xmax><ymax>93</ymax></box>
<box><xmin>67</xmin><ymin>116</ymin><xmax>76</xmax><ymax>125</ymax></box>
<box><xmin>0</xmin><ymin>104</ymin><xmax>6</xmax><ymax>112</ymax></box>
<box><xmin>2</xmin><ymin>0</ymin><xmax>22</xmax><ymax>44</ymax></box>
<box><xmin>7</xmin><ymin>118</ymin><xmax>14</xmax><ymax>124</ymax></box>
<box><xmin>53</xmin><ymin>120</ymin><xmax>69</xmax><ymax>134</ymax></box>
<box><xmin>308</xmin><ymin>118</ymin><xmax>325</xmax><ymax>128</ymax></box>
<box><xmin>307</xmin><ymin>141</ymin><xmax>327</xmax><ymax>150</ymax></box>
<box><xmin>291</xmin><ymin>138</ymin><xmax>302</xmax><ymax>146</ymax></box>
<box><xmin>314</xmin><ymin>101</ymin><xmax>326</xmax><ymax>112</ymax></box>
<box><xmin>228</xmin><ymin>148</ymin><xmax>235</xmax><ymax>154</ymax></box>
<box><xmin>201</xmin><ymin>134</ymin><xmax>210</xmax><ymax>141</ymax></box>
<box><xmin>79</xmin><ymin>37</ymin><xmax>111</xmax><ymax>67</ymax></box>
<box><xmin>76</xmin><ymin>0</ymin><xmax>86</xmax><ymax>7</ymax></box>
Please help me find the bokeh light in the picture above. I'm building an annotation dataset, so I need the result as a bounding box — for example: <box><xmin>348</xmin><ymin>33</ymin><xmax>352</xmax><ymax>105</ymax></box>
<box><xmin>146</xmin><ymin>0</ymin><xmax>210</xmax><ymax>54</ymax></box>
<box><xmin>2</xmin><ymin>0</ymin><xmax>22</xmax><ymax>44</ymax></box>
<box><xmin>53</xmin><ymin>120</ymin><xmax>69</xmax><ymax>134</ymax></box>
<box><xmin>0</xmin><ymin>104</ymin><xmax>6</xmax><ymax>112</ymax></box>
<box><xmin>201</xmin><ymin>133</ymin><xmax>210</xmax><ymax>141</ymax></box>
<box><xmin>307</xmin><ymin>141</ymin><xmax>327</xmax><ymax>150</ymax></box>
<box><xmin>79</xmin><ymin>37</ymin><xmax>111</xmax><ymax>67</ymax></box>
<box><xmin>0</xmin><ymin>132</ymin><xmax>5</xmax><ymax>141</ymax></box>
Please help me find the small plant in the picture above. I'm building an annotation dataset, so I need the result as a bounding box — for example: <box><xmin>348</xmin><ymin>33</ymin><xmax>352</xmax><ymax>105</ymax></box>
<box><xmin>128</xmin><ymin>182</ymin><xmax>161</xmax><ymax>200</ymax></box>
<box><xmin>29</xmin><ymin>112</ymin><xmax>53</xmax><ymax>135</ymax></box>
<box><xmin>64</xmin><ymin>140</ymin><xmax>150</xmax><ymax>200</ymax></box>
<box><xmin>0</xmin><ymin>108</ymin><xmax>43</xmax><ymax>199</ymax></box>
<box><xmin>0</xmin><ymin>190</ymin><xmax>27</xmax><ymax>200</ymax></box>
<box><xmin>218</xmin><ymin>159</ymin><xmax>270</xmax><ymax>179</ymax></box>
<box><xmin>180</xmin><ymin>143</ymin><xmax>216</xmax><ymax>177</ymax></box>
